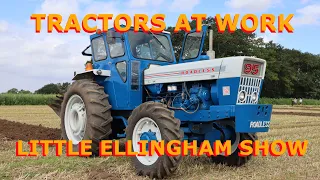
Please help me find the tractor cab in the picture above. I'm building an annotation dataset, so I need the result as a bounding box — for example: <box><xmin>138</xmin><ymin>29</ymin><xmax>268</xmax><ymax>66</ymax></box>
<box><xmin>80</xmin><ymin>25</ymin><xmax>213</xmax><ymax>70</ymax></box>
<box><xmin>89</xmin><ymin>27</ymin><xmax>176</xmax><ymax>63</ymax></box>
<box><xmin>76</xmin><ymin>27</ymin><xmax>178</xmax><ymax>110</ymax></box>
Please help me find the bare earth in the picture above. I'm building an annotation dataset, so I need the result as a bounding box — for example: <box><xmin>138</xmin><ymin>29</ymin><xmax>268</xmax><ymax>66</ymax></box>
<box><xmin>0</xmin><ymin>105</ymin><xmax>319</xmax><ymax>180</ymax></box>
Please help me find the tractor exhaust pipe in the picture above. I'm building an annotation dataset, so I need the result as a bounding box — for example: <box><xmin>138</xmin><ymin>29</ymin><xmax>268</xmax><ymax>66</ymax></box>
<box><xmin>209</xmin><ymin>29</ymin><xmax>213</xmax><ymax>51</ymax></box>
<box><xmin>207</xmin><ymin>29</ymin><xmax>215</xmax><ymax>59</ymax></box>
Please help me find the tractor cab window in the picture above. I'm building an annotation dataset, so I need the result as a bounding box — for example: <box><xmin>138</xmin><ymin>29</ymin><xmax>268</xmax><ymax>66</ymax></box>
<box><xmin>107</xmin><ymin>30</ymin><xmax>125</xmax><ymax>58</ymax></box>
<box><xmin>181</xmin><ymin>31</ymin><xmax>203</xmax><ymax>60</ymax></box>
<box><xmin>136</xmin><ymin>43</ymin><xmax>152</xmax><ymax>59</ymax></box>
<box><xmin>128</xmin><ymin>31</ymin><xmax>173</xmax><ymax>62</ymax></box>
<box><xmin>91</xmin><ymin>36</ymin><xmax>107</xmax><ymax>61</ymax></box>
<box><xmin>116</xmin><ymin>61</ymin><xmax>127</xmax><ymax>82</ymax></box>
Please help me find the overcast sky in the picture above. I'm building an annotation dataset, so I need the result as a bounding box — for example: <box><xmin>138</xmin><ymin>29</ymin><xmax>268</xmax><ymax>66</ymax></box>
<box><xmin>0</xmin><ymin>0</ymin><xmax>319</xmax><ymax>93</ymax></box>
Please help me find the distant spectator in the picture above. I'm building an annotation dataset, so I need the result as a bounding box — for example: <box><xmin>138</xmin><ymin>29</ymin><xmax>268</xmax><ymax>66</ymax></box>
<box><xmin>292</xmin><ymin>98</ymin><xmax>297</xmax><ymax>106</ymax></box>
<box><xmin>299</xmin><ymin>98</ymin><xmax>303</xmax><ymax>105</ymax></box>
<box><xmin>292</xmin><ymin>98</ymin><xmax>294</xmax><ymax>106</ymax></box>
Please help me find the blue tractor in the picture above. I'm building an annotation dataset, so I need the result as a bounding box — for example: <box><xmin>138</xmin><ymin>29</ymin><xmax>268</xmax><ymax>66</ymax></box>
<box><xmin>49</xmin><ymin>25</ymin><xmax>272</xmax><ymax>179</ymax></box>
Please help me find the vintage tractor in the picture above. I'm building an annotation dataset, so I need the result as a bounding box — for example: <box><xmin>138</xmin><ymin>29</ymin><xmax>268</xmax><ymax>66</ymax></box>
<box><xmin>49</xmin><ymin>25</ymin><xmax>272</xmax><ymax>179</ymax></box>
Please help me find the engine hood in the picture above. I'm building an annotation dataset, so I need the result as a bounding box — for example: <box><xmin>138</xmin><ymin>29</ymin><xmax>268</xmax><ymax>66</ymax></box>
<box><xmin>144</xmin><ymin>56</ymin><xmax>266</xmax><ymax>85</ymax></box>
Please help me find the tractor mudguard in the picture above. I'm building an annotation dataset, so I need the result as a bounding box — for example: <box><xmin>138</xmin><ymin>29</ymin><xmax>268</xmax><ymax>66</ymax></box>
<box><xmin>72</xmin><ymin>69</ymin><xmax>111</xmax><ymax>80</ymax></box>
<box><xmin>48</xmin><ymin>70</ymin><xmax>111</xmax><ymax>117</ymax></box>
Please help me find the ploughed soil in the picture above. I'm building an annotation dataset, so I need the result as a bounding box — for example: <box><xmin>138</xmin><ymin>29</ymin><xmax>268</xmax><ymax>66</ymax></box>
<box><xmin>0</xmin><ymin>119</ymin><xmax>61</xmax><ymax>141</ymax></box>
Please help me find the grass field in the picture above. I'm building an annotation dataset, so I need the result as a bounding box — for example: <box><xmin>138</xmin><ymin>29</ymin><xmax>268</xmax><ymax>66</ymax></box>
<box><xmin>260</xmin><ymin>98</ymin><xmax>320</xmax><ymax>105</ymax></box>
<box><xmin>0</xmin><ymin>106</ymin><xmax>319</xmax><ymax>179</ymax></box>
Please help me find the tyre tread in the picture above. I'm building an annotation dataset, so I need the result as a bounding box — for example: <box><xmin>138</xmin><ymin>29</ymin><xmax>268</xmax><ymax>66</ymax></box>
<box><xmin>211</xmin><ymin>133</ymin><xmax>257</xmax><ymax>166</ymax></box>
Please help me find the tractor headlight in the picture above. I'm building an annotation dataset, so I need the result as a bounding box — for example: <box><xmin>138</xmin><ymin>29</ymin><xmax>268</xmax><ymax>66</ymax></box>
<box><xmin>252</xmin><ymin>92</ymin><xmax>258</xmax><ymax>102</ymax></box>
<box><xmin>239</xmin><ymin>91</ymin><xmax>246</xmax><ymax>101</ymax></box>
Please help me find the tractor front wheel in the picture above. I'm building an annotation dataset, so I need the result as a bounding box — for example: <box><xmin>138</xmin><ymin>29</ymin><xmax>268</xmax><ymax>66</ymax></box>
<box><xmin>60</xmin><ymin>80</ymin><xmax>113</xmax><ymax>156</ymax></box>
<box><xmin>126</xmin><ymin>102</ymin><xmax>184</xmax><ymax>179</ymax></box>
<box><xmin>211</xmin><ymin>133</ymin><xmax>258</xmax><ymax>166</ymax></box>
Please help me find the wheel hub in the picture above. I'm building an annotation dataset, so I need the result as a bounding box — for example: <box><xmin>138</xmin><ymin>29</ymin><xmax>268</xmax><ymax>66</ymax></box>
<box><xmin>132</xmin><ymin>117</ymin><xmax>161</xmax><ymax>166</ymax></box>
<box><xmin>64</xmin><ymin>95</ymin><xmax>87</xmax><ymax>145</ymax></box>
<box><xmin>140</xmin><ymin>131</ymin><xmax>158</xmax><ymax>150</ymax></box>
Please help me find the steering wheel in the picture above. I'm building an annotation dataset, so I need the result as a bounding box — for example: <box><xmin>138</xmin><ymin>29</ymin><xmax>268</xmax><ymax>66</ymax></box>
<box><xmin>154</xmin><ymin>52</ymin><xmax>171</xmax><ymax>61</ymax></box>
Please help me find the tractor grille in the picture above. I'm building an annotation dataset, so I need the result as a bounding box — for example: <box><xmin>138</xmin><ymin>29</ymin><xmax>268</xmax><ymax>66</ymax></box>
<box><xmin>237</xmin><ymin>76</ymin><xmax>262</xmax><ymax>104</ymax></box>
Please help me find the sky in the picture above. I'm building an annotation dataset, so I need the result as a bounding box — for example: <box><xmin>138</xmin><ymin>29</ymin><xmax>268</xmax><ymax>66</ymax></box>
<box><xmin>0</xmin><ymin>0</ymin><xmax>319</xmax><ymax>93</ymax></box>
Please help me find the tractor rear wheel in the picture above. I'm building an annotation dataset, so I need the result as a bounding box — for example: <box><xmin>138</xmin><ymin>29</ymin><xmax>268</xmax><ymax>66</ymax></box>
<box><xmin>60</xmin><ymin>79</ymin><xmax>113</xmax><ymax>156</ymax></box>
<box><xmin>211</xmin><ymin>133</ymin><xmax>258</xmax><ymax>166</ymax></box>
<box><xmin>126</xmin><ymin>102</ymin><xmax>184</xmax><ymax>179</ymax></box>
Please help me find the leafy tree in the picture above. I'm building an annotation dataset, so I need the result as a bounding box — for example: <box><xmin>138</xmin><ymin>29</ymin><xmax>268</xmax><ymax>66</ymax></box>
<box><xmin>7</xmin><ymin>88</ymin><xmax>18</xmax><ymax>94</ymax></box>
<box><xmin>35</xmin><ymin>82</ymin><xmax>71</xmax><ymax>94</ymax></box>
<box><xmin>18</xmin><ymin>89</ymin><xmax>32</xmax><ymax>94</ymax></box>
<box><xmin>35</xmin><ymin>83</ymin><xmax>60</xmax><ymax>94</ymax></box>
<box><xmin>57</xmin><ymin>82</ymin><xmax>71</xmax><ymax>93</ymax></box>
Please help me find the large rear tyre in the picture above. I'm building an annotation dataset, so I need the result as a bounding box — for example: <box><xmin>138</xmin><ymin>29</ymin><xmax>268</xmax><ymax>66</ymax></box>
<box><xmin>126</xmin><ymin>102</ymin><xmax>184</xmax><ymax>179</ymax></box>
<box><xmin>211</xmin><ymin>133</ymin><xmax>258</xmax><ymax>166</ymax></box>
<box><xmin>60</xmin><ymin>80</ymin><xmax>113</xmax><ymax>156</ymax></box>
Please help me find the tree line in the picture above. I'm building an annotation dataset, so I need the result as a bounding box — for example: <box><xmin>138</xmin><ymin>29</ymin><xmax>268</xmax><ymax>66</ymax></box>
<box><xmin>166</xmin><ymin>17</ymin><xmax>320</xmax><ymax>99</ymax></box>
<box><xmin>5</xmin><ymin>82</ymin><xmax>71</xmax><ymax>95</ymax></box>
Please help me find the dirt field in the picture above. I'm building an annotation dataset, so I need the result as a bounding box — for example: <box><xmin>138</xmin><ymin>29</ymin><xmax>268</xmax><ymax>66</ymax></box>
<box><xmin>0</xmin><ymin>105</ymin><xmax>319</xmax><ymax>180</ymax></box>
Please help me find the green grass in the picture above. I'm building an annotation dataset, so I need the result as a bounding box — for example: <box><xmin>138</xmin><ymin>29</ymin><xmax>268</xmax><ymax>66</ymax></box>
<box><xmin>0</xmin><ymin>94</ymin><xmax>56</xmax><ymax>105</ymax></box>
<box><xmin>259</xmin><ymin>98</ymin><xmax>320</xmax><ymax>105</ymax></box>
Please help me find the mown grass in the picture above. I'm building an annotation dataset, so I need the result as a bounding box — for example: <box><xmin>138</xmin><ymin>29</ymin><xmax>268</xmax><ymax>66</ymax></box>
<box><xmin>0</xmin><ymin>106</ymin><xmax>60</xmax><ymax>128</ymax></box>
<box><xmin>0</xmin><ymin>106</ymin><xmax>319</xmax><ymax>179</ymax></box>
